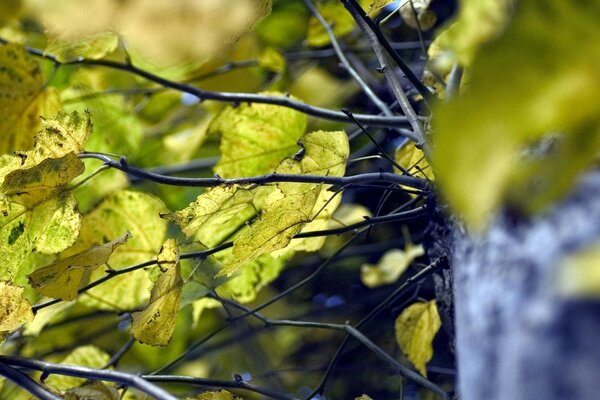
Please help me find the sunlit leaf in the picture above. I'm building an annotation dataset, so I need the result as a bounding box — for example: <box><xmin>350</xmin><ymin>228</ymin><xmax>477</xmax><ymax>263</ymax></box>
<box><xmin>45</xmin><ymin>346</ymin><xmax>110</xmax><ymax>391</ymax></box>
<box><xmin>210</xmin><ymin>92</ymin><xmax>307</xmax><ymax>178</ymax></box>
<box><xmin>64</xmin><ymin>381</ymin><xmax>120</xmax><ymax>400</ymax></box>
<box><xmin>361</xmin><ymin>244</ymin><xmax>424</xmax><ymax>288</ymax></box>
<box><xmin>163</xmin><ymin>185</ymin><xmax>255</xmax><ymax>248</ymax></box>
<box><xmin>46</xmin><ymin>31</ymin><xmax>119</xmax><ymax>62</ymax></box>
<box><xmin>555</xmin><ymin>242</ymin><xmax>600</xmax><ymax>298</ymax></box>
<box><xmin>0</xmin><ymin>43</ymin><xmax>62</xmax><ymax>154</ymax></box>
<box><xmin>368</xmin><ymin>0</ymin><xmax>395</xmax><ymax>15</ymax></box>
<box><xmin>131</xmin><ymin>238</ymin><xmax>182</xmax><ymax>346</ymax></box>
<box><xmin>191</xmin><ymin>297</ymin><xmax>222</xmax><ymax>328</ymax></box>
<box><xmin>28</xmin><ymin>232</ymin><xmax>131</xmax><ymax>301</ymax></box>
<box><xmin>395</xmin><ymin>300</ymin><xmax>441</xmax><ymax>376</ymax></box>
<box><xmin>307</xmin><ymin>1</ymin><xmax>357</xmax><ymax>47</ymax></box>
<box><xmin>434</xmin><ymin>0</ymin><xmax>600</xmax><ymax>228</ymax></box>
<box><xmin>31</xmin><ymin>190</ymin><xmax>81</xmax><ymax>254</ymax></box>
<box><xmin>62</xmin><ymin>190</ymin><xmax>168</xmax><ymax>310</ymax></box>
<box><xmin>220</xmin><ymin>130</ymin><xmax>348</xmax><ymax>276</ymax></box>
<box><xmin>190</xmin><ymin>390</ymin><xmax>243</xmax><ymax>400</ymax></box>
<box><xmin>258</xmin><ymin>47</ymin><xmax>286</xmax><ymax>74</ymax></box>
<box><xmin>23</xmin><ymin>300</ymin><xmax>73</xmax><ymax>336</ymax></box>
<box><xmin>0</xmin><ymin>281</ymin><xmax>33</xmax><ymax>339</ymax></box>
<box><xmin>395</xmin><ymin>141</ymin><xmax>434</xmax><ymax>181</ymax></box>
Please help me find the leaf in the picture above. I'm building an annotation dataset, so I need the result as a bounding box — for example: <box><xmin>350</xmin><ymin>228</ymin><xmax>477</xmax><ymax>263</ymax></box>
<box><xmin>131</xmin><ymin>238</ymin><xmax>182</xmax><ymax>346</ymax></box>
<box><xmin>23</xmin><ymin>300</ymin><xmax>72</xmax><ymax>336</ymax></box>
<box><xmin>163</xmin><ymin>185</ymin><xmax>256</xmax><ymax>248</ymax></box>
<box><xmin>210</xmin><ymin>92</ymin><xmax>307</xmax><ymax>178</ymax></box>
<box><xmin>258</xmin><ymin>47</ymin><xmax>286</xmax><ymax>74</ymax></box>
<box><xmin>0</xmin><ymin>43</ymin><xmax>62</xmax><ymax>154</ymax></box>
<box><xmin>0</xmin><ymin>0</ymin><xmax>22</xmax><ymax>23</ymax></box>
<box><xmin>433</xmin><ymin>0</ymin><xmax>600</xmax><ymax>229</ymax></box>
<box><xmin>399</xmin><ymin>0</ymin><xmax>437</xmax><ymax>31</ymax></box>
<box><xmin>361</xmin><ymin>244</ymin><xmax>424</xmax><ymax>288</ymax></box>
<box><xmin>355</xmin><ymin>395</ymin><xmax>374</xmax><ymax>400</ymax></box>
<box><xmin>1</xmin><ymin>153</ymin><xmax>84</xmax><ymax>208</ymax></box>
<box><xmin>220</xmin><ymin>130</ymin><xmax>349</xmax><ymax>277</ymax></box>
<box><xmin>191</xmin><ymin>297</ymin><xmax>222</xmax><ymax>328</ymax></box>
<box><xmin>62</xmin><ymin>190</ymin><xmax>168</xmax><ymax>310</ymax></box>
<box><xmin>306</xmin><ymin>1</ymin><xmax>357</xmax><ymax>47</ymax></box>
<box><xmin>555</xmin><ymin>243</ymin><xmax>600</xmax><ymax>298</ymax></box>
<box><xmin>0</xmin><ymin>281</ymin><xmax>33</xmax><ymax>339</ymax></box>
<box><xmin>46</xmin><ymin>31</ymin><xmax>119</xmax><ymax>62</ymax></box>
<box><xmin>395</xmin><ymin>141</ymin><xmax>434</xmax><ymax>181</ymax></box>
<box><xmin>64</xmin><ymin>381</ymin><xmax>120</xmax><ymax>400</ymax></box>
<box><xmin>31</xmin><ymin>190</ymin><xmax>82</xmax><ymax>254</ymax></box>
<box><xmin>368</xmin><ymin>0</ymin><xmax>395</xmax><ymax>15</ymax></box>
<box><xmin>28</xmin><ymin>232</ymin><xmax>131</xmax><ymax>301</ymax></box>
<box><xmin>395</xmin><ymin>300</ymin><xmax>441</xmax><ymax>376</ymax></box>
<box><xmin>190</xmin><ymin>390</ymin><xmax>243</xmax><ymax>400</ymax></box>
<box><xmin>45</xmin><ymin>346</ymin><xmax>110</xmax><ymax>391</ymax></box>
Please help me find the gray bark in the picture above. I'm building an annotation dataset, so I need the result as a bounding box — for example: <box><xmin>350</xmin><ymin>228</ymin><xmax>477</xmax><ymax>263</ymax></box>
<box><xmin>452</xmin><ymin>172</ymin><xmax>600</xmax><ymax>400</ymax></box>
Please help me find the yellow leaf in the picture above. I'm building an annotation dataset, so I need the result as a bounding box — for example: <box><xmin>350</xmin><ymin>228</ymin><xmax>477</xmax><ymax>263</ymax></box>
<box><xmin>1</xmin><ymin>153</ymin><xmax>84</xmax><ymax>208</ymax></box>
<box><xmin>210</xmin><ymin>92</ymin><xmax>307</xmax><ymax>178</ymax></box>
<box><xmin>46</xmin><ymin>31</ymin><xmax>119</xmax><ymax>63</ymax></box>
<box><xmin>0</xmin><ymin>281</ymin><xmax>33</xmax><ymax>337</ymax></box>
<box><xmin>258</xmin><ymin>47</ymin><xmax>286</xmax><ymax>74</ymax></box>
<box><xmin>394</xmin><ymin>140</ymin><xmax>434</xmax><ymax>181</ymax></box>
<box><xmin>45</xmin><ymin>346</ymin><xmax>110</xmax><ymax>391</ymax></box>
<box><xmin>555</xmin><ymin>243</ymin><xmax>600</xmax><ymax>298</ymax></box>
<box><xmin>361</xmin><ymin>244</ymin><xmax>424</xmax><ymax>288</ymax></box>
<box><xmin>0</xmin><ymin>0</ymin><xmax>22</xmax><ymax>23</ymax></box>
<box><xmin>355</xmin><ymin>395</ymin><xmax>374</xmax><ymax>400</ymax></box>
<box><xmin>399</xmin><ymin>0</ymin><xmax>437</xmax><ymax>31</ymax></box>
<box><xmin>0</xmin><ymin>43</ymin><xmax>62</xmax><ymax>154</ymax></box>
<box><xmin>220</xmin><ymin>130</ymin><xmax>349</xmax><ymax>277</ymax></box>
<box><xmin>368</xmin><ymin>0</ymin><xmax>395</xmax><ymax>15</ymax></box>
<box><xmin>64</xmin><ymin>381</ymin><xmax>120</xmax><ymax>400</ymax></box>
<box><xmin>31</xmin><ymin>190</ymin><xmax>82</xmax><ymax>254</ymax></box>
<box><xmin>433</xmin><ymin>0</ymin><xmax>600</xmax><ymax>229</ymax></box>
<box><xmin>23</xmin><ymin>301</ymin><xmax>72</xmax><ymax>336</ymax></box>
<box><xmin>307</xmin><ymin>1</ymin><xmax>356</xmax><ymax>47</ymax></box>
<box><xmin>28</xmin><ymin>232</ymin><xmax>131</xmax><ymax>301</ymax></box>
<box><xmin>190</xmin><ymin>390</ymin><xmax>243</xmax><ymax>400</ymax></box>
<box><xmin>163</xmin><ymin>185</ymin><xmax>256</xmax><ymax>248</ymax></box>
<box><xmin>395</xmin><ymin>300</ymin><xmax>441</xmax><ymax>376</ymax></box>
<box><xmin>131</xmin><ymin>239</ymin><xmax>182</xmax><ymax>346</ymax></box>
<box><xmin>62</xmin><ymin>190</ymin><xmax>168</xmax><ymax>310</ymax></box>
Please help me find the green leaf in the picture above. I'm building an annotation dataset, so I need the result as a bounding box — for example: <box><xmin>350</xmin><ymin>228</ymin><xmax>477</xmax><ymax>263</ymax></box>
<box><xmin>45</xmin><ymin>346</ymin><xmax>110</xmax><ymax>391</ymax></box>
<box><xmin>0</xmin><ymin>281</ymin><xmax>33</xmax><ymax>340</ymax></box>
<box><xmin>131</xmin><ymin>239</ymin><xmax>182</xmax><ymax>346</ymax></box>
<box><xmin>433</xmin><ymin>0</ymin><xmax>600</xmax><ymax>228</ymax></box>
<box><xmin>210</xmin><ymin>92</ymin><xmax>307</xmax><ymax>178</ymax></box>
<box><xmin>0</xmin><ymin>43</ymin><xmax>62</xmax><ymax>154</ymax></box>
<box><xmin>258</xmin><ymin>47</ymin><xmax>286</xmax><ymax>74</ymax></box>
<box><xmin>220</xmin><ymin>130</ymin><xmax>348</xmax><ymax>277</ymax></box>
<box><xmin>23</xmin><ymin>301</ymin><xmax>72</xmax><ymax>336</ymax></box>
<box><xmin>62</xmin><ymin>190</ymin><xmax>168</xmax><ymax>310</ymax></box>
<box><xmin>191</xmin><ymin>297</ymin><xmax>222</xmax><ymax>328</ymax></box>
<box><xmin>190</xmin><ymin>390</ymin><xmax>243</xmax><ymax>400</ymax></box>
<box><xmin>28</xmin><ymin>232</ymin><xmax>131</xmax><ymax>301</ymax></box>
<box><xmin>46</xmin><ymin>31</ymin><xmax>119</xmax><ymax>63</ymax></box>
<box><xmin>306</xmin><ymin>1</ymin><xmax>356</xmax><ymax>47</ymax></box>
<box><xmin>64</xmin><ymin>381</ymin><xmax>120</xmax><ymax>400</ymax></box>
<box><xmin>394</xmin><ymin>300</ymin><xmax>441</xmax><ymax>376</ymax></box>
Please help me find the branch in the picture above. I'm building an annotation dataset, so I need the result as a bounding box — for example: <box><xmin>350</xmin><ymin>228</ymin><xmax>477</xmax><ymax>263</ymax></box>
<box><xmin>0</xmin><ymin>356</ymin><xmax>179</xmax><ymax>400</ymax></box>
<box><xmin>0</xmin><ymin>363</ymin><xmax>62</xmax><ymax>400</ymax></box>
<box><xmin>79</xmin><ymin>152</ymin><xmax>430</xmax><ymax>190</ymax></box>
<box><xmin>0</xmin><ymin>37</ymin><xmax>411</xmax><ymax>129</ymax></box>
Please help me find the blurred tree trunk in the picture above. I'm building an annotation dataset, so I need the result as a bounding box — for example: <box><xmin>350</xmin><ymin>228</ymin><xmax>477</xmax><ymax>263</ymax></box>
<box><xmin>450</xmin><ymin>172</ymin><xmax>600</xmax><ymax>400</ymax></box>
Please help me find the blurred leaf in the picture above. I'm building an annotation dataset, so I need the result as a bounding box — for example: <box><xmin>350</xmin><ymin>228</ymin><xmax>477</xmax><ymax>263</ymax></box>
<box><xmin>258</xmin><ymin>47</ymin><xmax>286</xmax><ymax>74</ymax></box>
<box><xmin>306</xmin><ymin>1</ymin><xmax>358</xmax><ymax>47</ymax></box>
<box><xmin>64</xmin><ymin>381</ymin><xmax>120</xmax><ymax>400</ymax></box>
<box><xmin>210</xmin><ymin>92</ymin><xmax>307</xmax><ymax>178</ymax></box>
<box><xmin>395</xmin><ymin>300</ymin><xmax>441</xmax><ymax>376</ymax></box>
<box><xmin>131</xmin><ymin>239</ymin><xmax>182</xmax><ymax>346</ymax></box>
<box><xmin>45</xmin><ymin>345</ymin><xmax>110</xmax><ymax>391</ymax></box>
<box><xmin>399</xmin><ymin>0</ymin><xmax>437</xmax><ymax>31</ymax></box>
<box><xmin>0</xmin><ymin>43</ymin><xmax>62</xmax><ymax>154</ymax></box>
<box><xmin>361</xmin><ymin>244</ymin><xmax>424</xmax><ymax>288</ymax></box>
<box><xmin>28</xmin><ymin>232</ymin><xmax>131</xmax><ymax>301</ymax></box>
<box><xmin>62</xmin><ymin>190</ymin><xmax>168</xmax><ymax>310</ymax></box>
<box><xmin>190</xmin><ymin>390</ymin><xmax>243</xmax><ymax>400</ymax></box>
<box><xmin>0</xmin><ymin>0</ymin><xmax>22</xmax><ymax>24</ymax></box>
<box><xmin>191</xmin><ymin>297</ymin><xmax>222</xmax><ymax>328</ymax></box>
<box><xmin>23</xmin><ymin>301</ymin><xmax>73</xmax><ymax>336</ymax></box>
<box><xmin>289</xmin><ymin>66</ymin><xmax>358</xmax><ymax>109</ymax></box>
<box><xmin>0</xmin><ymin>281</ymin><xmax>33</xmax><ymax>339</ymax></box>
<box><xmin>555</xmin><ymin>242</ymin><xmax>600</xmax><ymax>298</ymax></box>
<box><xmin>355</xmin><ymin>395</ymin><xmax>374</xmax><ymax>400</ymax></box>
<box><xmin>46</xmin><ymin>31</ymin><xmax>119</xmax><ymax>62</ymax></box>
<box><xmin>368</xmin><ymin>0</ymin><xmax>395</xmax><ymax>15</ymax></box>
<box><xmin>220</xmin><ymin>130</ymin><xmax>348</xmax><ymax>276</ymax></box>
<box><xmin>395</xmin><ymin>141</ymin><xmax>434</xmax><ymax>181</ymax></box>
<box><xmin>434</xmin><ymin>0</ymin><xmax>600</xmax><ymax>229</ymax></box>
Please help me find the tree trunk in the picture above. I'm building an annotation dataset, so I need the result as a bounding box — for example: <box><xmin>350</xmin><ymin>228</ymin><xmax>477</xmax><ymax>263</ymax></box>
<box><xmin>452</xmin><ymin>172</ymin><xmax>600</xmax><ymax>400</ymax></box>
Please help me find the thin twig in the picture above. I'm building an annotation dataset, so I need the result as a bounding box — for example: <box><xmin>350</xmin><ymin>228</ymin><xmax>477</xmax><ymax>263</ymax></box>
<box><xmin>445</xmin><ymin>64</ymin><xmax>464</xmax><ymax>100</ymax></box>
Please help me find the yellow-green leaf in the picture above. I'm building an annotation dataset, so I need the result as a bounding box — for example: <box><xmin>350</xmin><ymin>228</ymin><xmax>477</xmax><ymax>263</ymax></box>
<box><xmin>399</xmin><ymin>0</ymin><xmax>437</xmax><ymax>31</ymax></box>
<box><xmin>210</xmin><ymin>92</ymin><xmax>307</xmax><ymax>178</ymax></box>
<box><xmin>1</xmin><ymin>153</ymin><xmax>84</xmax><ymax>208</ymax></box>
<box><xmin>45</xmin><ymin>346</ymin><xmax>110</xmax><ymax>391</ymax></box>
<box><xmin>220</xmin><ymin>130</ymin><xmax>349</xmax><ymax>277</ymax></box>
<box><xmin>0</xmin><ymin>281</ymin><xmax>33</xmax><ymax>338</ymax></box>
<box><xmin>0</xmin><ymin>43</ymin><xmax>62</xmax><ymax>154</ymax></box>
<box><xmin>0</xmin><ymin>0</ymin><xmax>22</xmax><ymax>23</ymax></box>
<box><xmin>258</xmin><ymin>47</ymin><xmax>286</xmax><ymax>74</ymax></box>
<box><xmin>433</xmin><ymin>0</ymin><xmax>600</xmax><ymax>229</ymax></box>
<box><xmin>368</xmin><ymin>0</ymin><xmax>395</xmax><ymax>15</ymax></box>
<box><xmin>46</xmin><ymin>31</ymin><xmax>119</xmax><ymax>63</ymax></box>
<box><xmin>131</xmin><ymin>238</ymin><xmax>182</xmax><ymax>346</ymax></box>
<box><xmin>64</xmin><ymin>381</ymin><xmax>119</xmax><ymax>400</ymax></box>
<box><xmin>361</xmin><ymin>244</ymin><xmax>424</xmax><ymax>288</ymax></box>
<box><xmin>28</xmin><ymin>232</ymin><xmax>131</xmax><ymax>301</ymax></box>
<box><xmin>62</xmin><ymin>190</ymin><xmax>168</xmax><ymax>310</ymax></box>
<box><xmin>395</xmin><ymin>300</ymin><xmax>441</xmax><ymax>376</ymax></box>
<box><xmin>395</xmin><ymin>141</ymin><xmax>434</xmax><ymax>181</ymax></box>
<box><xmin>307</xmin><ymin>1</ymin><xmax>357</xmax><ymax>47</ymax></box>
<box><xmin>190</xmin><ymin>390</ymin><xmax>243</xmax><ymax>400</ymax></box>
<box><xmin>191</xmin><ymin>297</ymin><xmax>222</xmax><ymax>328</ymax></box>
<box><xmin>163</xmin><ymin>185</ymin><xmax>256</xmax><ymax>248</ymax></box>
<box><xmin>32</xmin><ymin>190</ymin><xmax>82</xmax><ymax>254</ymax></box>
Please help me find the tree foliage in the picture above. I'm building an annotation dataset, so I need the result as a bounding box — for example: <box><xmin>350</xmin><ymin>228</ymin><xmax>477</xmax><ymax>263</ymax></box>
<box><xmin>0</xmin><ymin>0</ymin><xmax>598</xmax><ymax>399</ymax></box>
